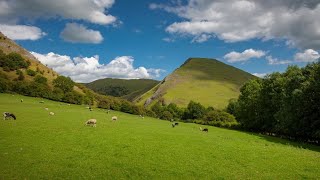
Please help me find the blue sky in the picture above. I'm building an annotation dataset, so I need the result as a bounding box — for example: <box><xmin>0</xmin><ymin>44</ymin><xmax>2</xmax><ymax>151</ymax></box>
<box><xmin>0</xmin><ymin>0</ymin><xmax>319</xmax><ymax>82</ymax></box>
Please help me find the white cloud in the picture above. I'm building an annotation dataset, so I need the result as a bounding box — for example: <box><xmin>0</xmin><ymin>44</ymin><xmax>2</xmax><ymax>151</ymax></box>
<box><xmin>31</xmin><ymin>52</ymin><xmax>163</xmax><ymax>83</ymax></box>
<box><xmin>152</xmin><ymin>0</ymin><xmax>320</xmax><ymax>48</ymax></box>
<box><xmin>0</xmin><ymin>24</ymin><xmax>46</xmax><ymax>40</ymax></box>
<box><xmin>294</xmin><ymin>49</ymin><xmax>320</xmax><ymax>62</ymax></box>
<box><xmin>224</xmin><ymin>49</ymin><xmax>266</xmax><ymax>63</ymax></box>
<box><xmin>266</xmin><ymin>56</ymin><xmax>292</xmax><ymax>65</ymax></box>
<box><xmin>191</xmin><ymin>34</ymin><xmax>213</xmax><ymax>43</ymax></box>
<box><xmin>162</xmin><ymin>37</ymin><xmax>175</xmax><ymax>42</ymax></box>
<box><xmin>252</xmin><ymin>73</ymin><xmax>267</xmax><ymax>78</ymax></box>
<box><xmin>60</xmin><ymin>23</ymin><xmax>103</xmax><ymax>44</ymax></box>
<box><xmin>0</xmin><ymin>0</ymin><xmax>116</xmax><ymax>25</ymax></box>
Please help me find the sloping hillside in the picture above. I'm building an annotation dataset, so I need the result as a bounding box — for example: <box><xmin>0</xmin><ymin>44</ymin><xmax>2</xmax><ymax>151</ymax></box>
<box><xmin>0</xmin><ymin>32</ymin><xmax>58</xmax><ymax>85</ymax></box>
<box><xmin>84</xmin><ymin>78</ymin><xmax>159</xmax><ymax>101</ymax></box>
<box><xmin>136</xmin><ymin>58</ymin><xmax>255</xmax><ymax>108</ymax></box>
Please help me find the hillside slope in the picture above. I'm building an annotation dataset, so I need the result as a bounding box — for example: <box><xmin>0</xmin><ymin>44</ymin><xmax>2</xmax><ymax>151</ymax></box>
<box><xmin>85</xmin><ymin>78</ymin><xmax>159</xmax><ymax>101</ymax></box>
<box><xmin>0</xmin><ymin>32</ymin><xmax>58</xmax><ymax>84</ymax></box>
<box><xmin>136</xmin><ymin>58</ymin><xmax>255</xmax><ymax>108</ymax></box>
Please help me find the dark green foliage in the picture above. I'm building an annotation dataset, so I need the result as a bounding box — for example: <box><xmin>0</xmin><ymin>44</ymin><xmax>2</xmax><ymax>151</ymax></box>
<box><xmin>229</xmin><ymin>62</ymin><xmax>320</xmax><ymax>142</ymax></box>
<box><xmin>63</xmin><ymin>91</ymin><xmax>83</xmax><ymax>105</ymax></box>
<box><xmin>0</xmin><ymin>72</ymin><xmax>10</xmax><ymax>92</ymax></box>
<box><xmin>34</xmin><ymin>75</ymin><xmax>47</xmax><ymax>84</ymax></box>
<box><xmin>26</xmin><ymin>69</ymin><xmax>36</xmax><ymax>76</ymax></box>
<box><xmin>0</xmin><ymin>51</ymin><xmax>29</xmax><ymax>71</ymax></box>
<box><xmin>184</xmin><ymin>101</ymin><xmax>206</xmax><ymax>120</ymax></box>
<box><xmin>84</xmin><ymin>78</ymin><xmax>159</xmax><ymax>101</ymax></box>
<box><xmin>16</xmin><ymin>69</ymin><xmax>24</xmax><ymax>81</ymax></box>
<box><xmin>202</xmin><ymin>110</ymin><xmax>238</xmax><ymax>128</ymax></box>
<box><xmin>53</xmin><ymin>76</ymin><xmax>75</xmax><ymax>93</ymax></box>
<box><xmin>161</xmin><ymin>111</ymin><xmax>173</xmax><ymax>120</ymax></box>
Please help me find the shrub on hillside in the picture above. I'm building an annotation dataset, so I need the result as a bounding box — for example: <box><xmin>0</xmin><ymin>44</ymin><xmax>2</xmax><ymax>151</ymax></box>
<box><xmin>0</xmin><ymin>51</ymin><xmax>29</xmax><ymax>71</ymax></box>
<box><xmin>34</xmin><ymin>75</ymin><xmax>47</xmax><ymax>84</ymax></box>
<box><xmin>26</xmin><ymin>69</ymin><xmax>37</xmax><ymax>76</ymax></box>
<box><xmin>53</xmin><ymin>76</ymin><xmax>75</xmax><ymax>93</ymax></box>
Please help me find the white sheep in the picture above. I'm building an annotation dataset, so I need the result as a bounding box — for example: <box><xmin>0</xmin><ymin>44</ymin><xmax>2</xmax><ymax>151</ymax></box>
<box><xmin>112</xmin><ymin>116</ymin><xmax>118</xmax><ymax>121</ymax></box>
<box><xmin>49</xmin><ymin>112</ymin><xmax>55</xmax><ymax>116</ymax></box>
<box><xmin>45</xmin><ymin>108</ymin><xmax>49</xmax><ymax>111</ymax></box>
<box><xmin>85</xmin><ymin>119</ymin><xmax>97</xmax><ymax>127</ymax></box>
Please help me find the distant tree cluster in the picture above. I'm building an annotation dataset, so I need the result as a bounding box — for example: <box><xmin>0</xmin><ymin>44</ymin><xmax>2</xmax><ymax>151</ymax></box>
<box><xmin>149</xmin><ymin>100</ymin><xmax>238</xmax><ymax>128</ymax></box>
<box><xmin>0</xmin><ymin>50</ymin><xmax>30</xmax><ymax>71</ymax></box>
<box><xmin>227</xmin><ymin>62</ymin><xmax>320</xmax><ymax>142</ymax></box>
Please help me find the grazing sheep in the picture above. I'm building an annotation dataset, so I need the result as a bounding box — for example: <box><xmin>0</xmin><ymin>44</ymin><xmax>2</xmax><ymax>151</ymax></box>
<box><xmin>67</xmin><ymin>104</ymin><xmax>71</xmax><ymax>106</ymax></box>
<box><xmin>199</xmin><ymin>127</ymin><xmax>208</xmax><ymax>132</ymax></box>
<box><xmin>174</xmin><ymin>122</ymin><xmax>179</xmax><ymax>126</ymax></box>
<box><xmin>3</xmin><ymin>112</ymin><xmax>16</xmax><ymax>120</ymax></box>
<box><xmin>20</xmin><ymin>99</ymin><xmax>23</xmax><ymax>102</ymax></box>
<box><xmin>85</xmin><ymin>119</ymin><xmax>97</xmax><ymax>127</ymax></box>
<box><xmin>49</xmin><ymin>112</ymin><xmax>55</xmax><ymax>116</ymax></box>
<box><xmin>45</xmin><ymin>108</ymin><xmax>49</xmax><ymax>111</ymax></box>
<box><xmin>172</xmin><ymin>123</ymin><xmax>175</xmax><ymax>128</ymax></box>
<box><xmin>112</xmin><ymin>116</ymin><xmax>118</xmax><ymax>121</ymax></box>
<box><xmin>139</xmin><ymin>115</ymin><xmax>144</xmax><ymax>119</ymax></box>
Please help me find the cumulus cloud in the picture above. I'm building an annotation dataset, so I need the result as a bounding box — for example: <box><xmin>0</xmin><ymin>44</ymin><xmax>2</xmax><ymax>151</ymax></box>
<box><xmin>294</xmin><ymin>49</ymin><xmax>320</xmax><ymax>62</ymax></box>
<box><xmin>31</xmin><ymin>52</ymin><xmax>163</xmax><ymax>83</ymax></box>
<box><xmin>152</xmin><ymin>0</ymin><xmax>320</xmax><ymax>48</ymax></box>
<box><xmin>252</xmin><ymin>73</ymin><xmax>267</xmax><ymax>78</ymax></box>
<box><xmin>224</xmin><ymin>49</ymin><xmax>266</xmax><ymax>63</ymax></box>
<box><xmin>266</xmin><ymin>56</ymin><xmax>292</xmax><ymax>65</ymax></box>
<box><xmin>0</xmin><ymin>24</ymin><xmax>46</xmax><ymax>40</ymax></box>
<box><xmin>60</xmin><ymin>23</ymin><xmax>103</xmax><ymax>44</ymax></box>
<box><xmin>0</xmin><ymin>0</ymin><xmax>116</xmax><ymax>25</ymax></box>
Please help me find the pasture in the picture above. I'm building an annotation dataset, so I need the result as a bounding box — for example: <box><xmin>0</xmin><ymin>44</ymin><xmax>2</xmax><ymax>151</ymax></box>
<box><xmin>0</xmin><ymin>93</ymin><xmax>319</xmax><ymax>179</ymax></box>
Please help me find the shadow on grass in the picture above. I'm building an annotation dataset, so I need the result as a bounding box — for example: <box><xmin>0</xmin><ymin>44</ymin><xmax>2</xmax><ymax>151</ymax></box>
<box><xmin>240</xmin><ymin>130</ymin><xmax>320</xmax><ymax>153</ymax></box>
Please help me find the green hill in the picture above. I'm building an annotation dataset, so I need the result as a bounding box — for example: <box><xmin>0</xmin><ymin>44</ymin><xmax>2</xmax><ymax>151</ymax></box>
<box><xmin>84</xmin><ymin>78</ymin><xmax>159</xmax><ymax>101</ymax></box>
<box><xmin>136</xmin><ymin>58</ymin><xmax>256</xmax><ymax>108</ymax></box>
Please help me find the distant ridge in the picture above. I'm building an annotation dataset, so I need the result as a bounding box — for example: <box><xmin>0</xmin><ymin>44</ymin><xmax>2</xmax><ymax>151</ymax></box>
<box><xmin>84</xmin><ymin>78</ymin><xmax>159</xmax><ymax>101</ymax></box>
<box><xmin>135</xmin><ymin>58</ymin><xmax>256</xmax><ymax>108</ymax></box>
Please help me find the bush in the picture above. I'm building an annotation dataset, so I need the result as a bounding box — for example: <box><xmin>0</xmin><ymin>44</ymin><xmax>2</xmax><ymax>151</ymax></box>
<box><xmin>0</xmin><ymin>52</ymin><xmax>29</xmax><ymax>71</ymax></box>
<box><xmin>34</xmin><ymin>75</ymin><xmax>47</xmax><ymax>84</ymax></box>
<box><xmin>26</xmin><ymin>69</ymin><xmax>37</xmax><ymax>76</ymax></box>
<box><xmin>161</xmin><ymin>111</ymin><xmax>173</xmax><ymax>120</ymax></box>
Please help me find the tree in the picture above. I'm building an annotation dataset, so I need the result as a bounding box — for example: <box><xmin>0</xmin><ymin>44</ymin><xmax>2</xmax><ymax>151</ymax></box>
<box><xmin>34</xmin><ymin>75</ymin><xmax>47</xmax><ymax>84</ymax></box>
<box><xmin>183</xmin><ymin>101</ymin><xmax>206</xmax><ymax>120</ymax></box>
<box><xmin>53</xmin><ymin>76</ymin><xmax>75</xmax><ymax>93</ymax></box>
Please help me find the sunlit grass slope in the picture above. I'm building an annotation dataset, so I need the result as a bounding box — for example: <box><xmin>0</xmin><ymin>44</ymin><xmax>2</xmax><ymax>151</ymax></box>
<box><xmin>0</xmin><ymin>93</ymin><xmax>319</xmax><ymax>179</ymax></box>
<box><xmin>136</xmin><ymin>58</ymin><xmax>255</xmax><ymax>108</ymax></box>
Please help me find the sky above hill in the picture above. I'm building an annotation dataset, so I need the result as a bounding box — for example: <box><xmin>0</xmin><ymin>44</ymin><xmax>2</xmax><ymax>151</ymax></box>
<box><xmin>0</xmin><ymin>0</ymin><xmax>320</xmax><ymax>82</ymax></box>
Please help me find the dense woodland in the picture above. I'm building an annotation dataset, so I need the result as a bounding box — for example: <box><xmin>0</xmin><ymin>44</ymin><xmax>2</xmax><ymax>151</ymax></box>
<box><xmin>227</xmin><ymin>62</ymin><xmax>320</xmax><ymax>142</ymax></box>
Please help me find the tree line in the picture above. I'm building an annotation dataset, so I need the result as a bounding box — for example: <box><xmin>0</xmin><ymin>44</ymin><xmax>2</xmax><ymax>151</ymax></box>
<box><xmin>227</xmin><ymin>62</ymin><xmax>320</xmax><ymax>142</ymax></box>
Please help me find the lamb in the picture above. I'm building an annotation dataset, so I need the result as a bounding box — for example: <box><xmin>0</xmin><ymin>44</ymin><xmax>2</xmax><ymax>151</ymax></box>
<box><xmin>112</xmin><ymin>116</ymin><xmax>118</xmax><ymax>121</ymax></box>
<box><xmin>199</xmin><ymin>127</ymin><xmax>208</xmax><ymax>132</ymax></box>
<box><xmin>49</xmin><ymin>112</ymin><xmax>55</xmax><ymax>116</ymax></box>
<box><xmin>3</xmin><ymin>112</ymin><xmax>16</xmax><ymax>120</ymax></box>
<box><xmin>85</xmin><ymin>119</ymin><xmax>97</xmax><ymax>127</ymax></box>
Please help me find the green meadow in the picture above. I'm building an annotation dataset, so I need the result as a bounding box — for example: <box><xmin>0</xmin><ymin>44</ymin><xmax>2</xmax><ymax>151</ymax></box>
<box><xmin>0</xmin><ymin>93</ymin><xmax>319</xmax><ymax>179</ymax></box>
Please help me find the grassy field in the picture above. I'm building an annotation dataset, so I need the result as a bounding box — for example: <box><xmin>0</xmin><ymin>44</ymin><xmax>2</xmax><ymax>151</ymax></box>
<box><xmin>136</xmin><ymin>58</ymin><xmax>255</xmax><ymax>108</ymax></box>
<box><xmin>0</xmin><ymin>93</ymin><xmax>319</xmax><ymax>179</ymax></box>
